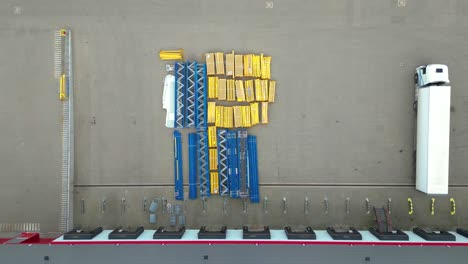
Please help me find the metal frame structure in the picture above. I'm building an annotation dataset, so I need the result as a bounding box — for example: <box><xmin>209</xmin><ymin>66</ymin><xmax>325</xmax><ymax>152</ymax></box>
<box><xmin>174</xmin><ymin>62</ymin><xmax>186</xmax><ymax>128</ymax></box>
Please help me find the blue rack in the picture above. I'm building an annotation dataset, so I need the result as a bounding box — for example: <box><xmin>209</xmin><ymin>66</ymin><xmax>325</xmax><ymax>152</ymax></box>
<box><xmin>188</xmin><ymin>133</ymin><xmax>198</xmax><ymax>200</ymax></box>
<box><xmin>173</xmin><ymin>130</ymin><xmax>184</xmax><ymax>200</ymax></box>
<box><xmin>195</xmin><ymin>63</ymin><xmax>207</xmax><ymax>130</ymax></box>
<box><xmin>217</xmin><ymin>129</ymin><xmax>229</xmax><ymax>196</ymax></box>
<box><xmin>174</xmin><ymin>62</ymin><xmax>186</xmax><ymax>128</ymax></box>
<box><xmin>237</xmin><ymin>130</ymin><xmax>249</xmax><ymax>199</ymax></box>
<box><xmin>227</xmin><ymin>131</ymin><xmax>239</xmax><ymax>198</ymax></box>
<box><xmin>185</xmin><ymin>61</ymin><xmax>197</xmax><ymax>128</ymax></box>
<box><xmin>247</xmin><ymin>135</ymin><xmax>260</xmax><ymax>203</ymax></box>
<box><xmin>198</xmin><ymin>130</ymin><xmax>210</xmax><ymax>197</ymax></box>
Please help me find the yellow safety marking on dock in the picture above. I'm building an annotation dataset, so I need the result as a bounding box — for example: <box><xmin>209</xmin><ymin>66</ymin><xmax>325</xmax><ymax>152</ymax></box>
<box><xmin>215</xmin><ymin>52</ymin><xmax>225</xmax><ymax>75</ymax></box>
<box><xmin>227</xmin><ymin>79</ymin><xmax>236</xmax><ymax>101</ymax></box>
<box><xmin>59</xmin><ymin>73</ymin><xmax>67</xmax><ymax>100</ymax></box>
<box><xmin>450</xmin><ymin>198</ymin><xmax>456</xmax><ymax>216</ymax></box>
<box><xmin>207</xmin><ymin>102</ymin><xmax>216</xmax><ymax>124</ymax></box>
<box><xmin>244</xmin><ymin>54</ymin><xmax>253</xmax><ymax>77</ymax></box>
<box><xmin>226</xmin><ymin>51</ymin><xmax>235</xmax><ymax>77</ymax></box>
<box><xmin>261</xmin><ymin>102</ymin><xmax>269</xmax><ymax>124</ymax></box>
<box><xmin>208</xmin><ymin>76</ymin><xmax>218</xmax><ymax>99</ymax></box>
<box><xmin>407</xmin><ymin>198</ymin><xmax>413</xmax><ymax>215</ymax></box>
<box><xmin>235</xmin><ymin>55</ymin><xmax>244</xmax><ymax>77</ymax></box>
<box><xmin>159</xmin><ymin>49</ymin><xmax>184</xmax><ymax>60</ymax></box>
<box><xmin>235</xmin><ymin>80</ymin><xmax>245</xmax><ymax>102</ymax></box>
<box><xmin>217</xmin><ymin>78</ymin><xmax>227</xmax><ymax>100</ymax></box>
<box><xmin>206</xmin><ymin>53</ymin><xmax>216</xmax><ymax>75</ymax></box>
<box><xmin>208</xmin><ymin>126</ymin><xmax>217</xmax><ymax>147</ymax></box>
<box><xmin>210</xmin><ymin>172</ymin><xmax>219</xmax><ymax>195</ymax></box>
<box><xmin>268</xmin><ymin>80</ymin><xmax>276</xmax><ymax>103</ymax></box>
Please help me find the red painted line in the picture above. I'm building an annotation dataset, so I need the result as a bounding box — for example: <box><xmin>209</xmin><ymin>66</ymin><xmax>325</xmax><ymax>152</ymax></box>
<box><xmin>49</xmin><ymin>240</ymin><xmax>468</xmax><ymax>247</ymax></box>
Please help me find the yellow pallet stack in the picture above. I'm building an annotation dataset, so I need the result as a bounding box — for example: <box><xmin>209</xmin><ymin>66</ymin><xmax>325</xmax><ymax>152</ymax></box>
<box><xmin>261</xmin><ymin>56</ymin><xmax>271</xmax><ymax>79</ymax></box>
<box><xmin>244</xmin><ymin>80</ymin><xmax>255</xmax><ymax>102</ymax></box>
<box><xmin>261</xmin><ymin>80</ymin><xmax>269</xmax><ymax>101</ymax></box>
<box><xmin>226</xmin><ymin>51</ymin><xmax>235</xmax><ymax>77</ymax></box>
<box><xmin>268</xmin><ymin>80</ymin><xmax>276</xmax><ymax>103</ymax></box>
<box><xmin>224</xmin><ymin>106</ymin><xmax>234</xmax><ymax>128</ymax></box>
<box><xmin>244</xmin><ymin>54</ymin><xmax>253</xmax><ymax>77</ymax></box>
<box><xmin>250</xmin><ymin>103</ymin><xmax>260</xmax><ymax>125</ymax></box>
<box><xmin>209</xmin><ymin>148</ymin><xmax>218</xmax><ymax>170</ymax></box>
<box><xmin>261</xmin><ymin>102</ymin><xmax>269</xmax><ymax>124</ymax></box>
<box><xmin>210</xmin><ymin>172</ymin><xmax>219</xmax><ymax>195</ymax></box>
<box><xmin>252</xmin><ymin>54</ymin><xmax>262</xmax><ymax>78</ymax></box>
<box><xmin>205</xmin><ymin>53</ymin><xmax>216</xmax><ymax>75</ymax></box>
<box><xmin>242</xmin><ymin>106</ymin><xmax>252</xmax><ymax>128</ymax></box>
<box><xmin>235</xmin><ymin>80</ymin><xmax>245</xmax><ymax>102</ymax></box>
<box><xmin>159</xmin><ymin>49</ymin><xmax>184</xmax><ymax>60</ymax></box>
<box><xmin>217</xmin><ymin>78</ymin><xmax>227</xmax><ymax>100</ymax></box>
<box><xmin>215</xmin><ymin>52</ymin><xmax>225</xmax><ymax>75</ymax></box>
<box><xmin>208</xmin><ymin>126</ymin><xmax>217</xmax><ymax>147</ymax></box>
<box><xmin>208</xmin><ymin>76</ymin><xmax>218</xmax><ymax>99</ymax></box>
<box><xmin>208</xmin><ymin>102</ymin><xmax>216</xmax><ymax>124</ymax></box>
<box><xmin>235</xmin><ymin>55</ymin><xmax>243</xmax><ymax>77</ymax></box>
<box><xmin>227</xmin><ymin>79</ymin><xmax>236</xmax><ymax>101</ymax></box>
<box><xmin>233</xmin><ymin>106</ymin><xmax>242</xmax><ymax>128</ymax></box>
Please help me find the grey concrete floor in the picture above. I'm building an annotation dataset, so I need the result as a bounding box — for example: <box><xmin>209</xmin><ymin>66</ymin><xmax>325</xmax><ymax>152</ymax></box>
<box><xmin>1</xmin><ymin>0</ymin><xmax>468</xmax><ymax>233</ymax></box>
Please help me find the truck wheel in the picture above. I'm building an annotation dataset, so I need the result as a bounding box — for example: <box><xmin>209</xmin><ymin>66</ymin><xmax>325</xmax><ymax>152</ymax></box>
<box><xmin>414</xmin><ymin>73</ymin><xmax>418</xmax><ymax>84</ymax></box>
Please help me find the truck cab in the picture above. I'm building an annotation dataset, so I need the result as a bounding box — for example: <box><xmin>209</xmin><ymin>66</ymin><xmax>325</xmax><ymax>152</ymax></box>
<box><xmin>415</xmin><ymin>64</ymin><xmax>450</xmax><ymax>87</ymax></box>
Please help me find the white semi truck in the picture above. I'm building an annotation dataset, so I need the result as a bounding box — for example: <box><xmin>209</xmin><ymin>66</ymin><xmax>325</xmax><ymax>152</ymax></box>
<box><xmin>414</xmin><ymin>64</ymin><xmax>451</xmax><ymax>194</ymax></box>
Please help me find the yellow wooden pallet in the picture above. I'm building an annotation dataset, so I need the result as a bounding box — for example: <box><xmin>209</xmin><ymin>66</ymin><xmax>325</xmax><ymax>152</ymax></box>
<box><xmin>250</xmin><ymin>103</ymin><xmax>260</xmax><ymax>125</ymax></box>
<box><xmin>208</xmin><ymin>126</ymin><xmax>217</xmax><ymax>147</ymax></box>
<box><xmin>235</xmin><ymin>55</ymin><xmax>244</xmax><ymax>77</ymax></box>
<box><xmin>244</xmin><ymin>54</ymin><xmax>253</xmax><ymax>77</ymax></box>
<box><xmin>224</xmin><ymin>106</ymin><xmax>234</xmax><ymax>128</ymax></box>
<box><xmin>208</xmin><ymin>102</ymin><xmax>216</xmax><ymax>124</ymax></box>
<box><xmin>210</xmin><ymin>172</ymin><xmax>219</xmax><ymax>195</ymax></box>
<box><xmin>268</xmin><ymin>80</ymin><xmax>276</xmax><ymax>103</ymax></box>
<box><xmin>208</xmin><ymin>76</ymin><xmax>218</xmax><ymax>99</ymax></box>
<box><xmin>215</xmin><ymin>52</ymin><xmax>225</xmax><ymax>75</ymax></box>
<box><xmin>235</xmin><ymin>80</ymin><xmax>246</xmax><ymax>102</ymax></box>
<box><xmin>226</xmin><ymin>51</ymin><xmax>235</xmax><ymax>77</ymax></box>
<box><xmin>227</xmin><ymin>79</ymin><xmax>236</xmax><ymax>101</ymax></box>
<box><xmin>261</xmin><ymin>102</ymin><xmax>269</xmax><ymax>124</ymax></box>
<box><xmin>206</xmin><ymin>53</ymin><xmax>216</xmax><ymax>75</ymax></box>
<box><xmin>261</xmin><ymin>56</ymin><xmax>271</xmax><ymax>79</ymax></box>
<box><xmin>254</xmin><ymin>79</ymin><xmax>263</xmax><ymax>101</ymax></box>
<box><xmin>245</xmin><ymin>80</ymin><xmax>255</xmax><ymax>102</ymax></box>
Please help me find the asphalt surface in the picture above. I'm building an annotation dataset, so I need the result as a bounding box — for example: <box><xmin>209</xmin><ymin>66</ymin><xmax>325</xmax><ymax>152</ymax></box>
<box><xmin>1</xmin><ymin>0</ymin><xmax>468</xmax><ymax>233</ymax></box>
